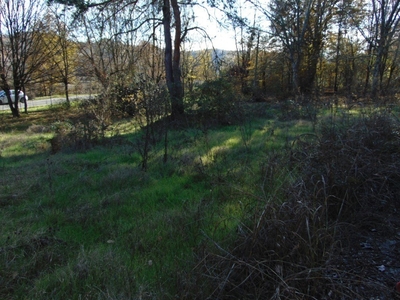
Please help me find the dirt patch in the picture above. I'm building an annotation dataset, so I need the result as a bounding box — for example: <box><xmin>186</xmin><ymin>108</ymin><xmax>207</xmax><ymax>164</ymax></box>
<box><xmin>330</xmin><ymin>198</ymin><xmax>400</xmax><ymax>299</ymax></box>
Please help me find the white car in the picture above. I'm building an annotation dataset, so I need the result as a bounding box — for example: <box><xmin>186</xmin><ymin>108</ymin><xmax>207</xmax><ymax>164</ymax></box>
<box><xmin>0</xmin><ymin>90</ymin><xmax>28</xmax><ymax>104</ymax></box>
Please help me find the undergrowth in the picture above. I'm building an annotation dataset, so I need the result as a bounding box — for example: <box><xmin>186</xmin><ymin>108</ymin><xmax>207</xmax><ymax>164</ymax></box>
<box><xmin>195</xmin><ymin>110</ymin><xmax>400</xmax><ymax>299</ymax></box>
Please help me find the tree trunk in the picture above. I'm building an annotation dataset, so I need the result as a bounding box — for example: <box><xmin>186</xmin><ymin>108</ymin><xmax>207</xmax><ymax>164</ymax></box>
<box><xmin>370</xmin><ymin>0</ymin><xmax>400</xmax><ymax>98</ymax></box>
<box><xmin>334</xmin><ymin>20</ymin><xmax>342</xmax><ymax>93</ymax></box>
<box><xmin>64</xmin><ymin>78</ymin><xmax>70</xmax><ymax>108</ymax></box>
<box><xmin>385</xmin><ymin>41</ymin><xmax>399</xmax><ymax>91</ymax></box>
<box><xmin>162</xmin><ymin>0</ymin><xmax>184</xmax><ymax>120</ymax></box>
<box><xmin>22</xmin><ymin>84</ymin><xmax>28</xmax><ymax>113</ymax></box>
<box><xmin>290</xmin><ymin>51</ymin><xmax>301</xmax><ymax>95</ymax></box>
<box><xmin>371</xmin><ymin>44</ymin><xmax>385</xmax><ymax>97</ymax></box>
<box><xmin>363</xmin><ymin>43</ymin><xmax>373</xmax><ymax>96</ymax></box>
<box><xmin>0</xmin><ymin>76</ymin><xmax>20</xmax><ymax>117</ymax></box>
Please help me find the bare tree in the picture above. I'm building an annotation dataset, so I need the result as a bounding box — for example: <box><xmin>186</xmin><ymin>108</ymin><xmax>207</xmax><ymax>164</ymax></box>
<box><xmin>369</xmin><ymin>0</ymin><xmax>400</xmax><ymax>97</ymax></box>
<box><xmin>31</xmin><ymin>9</ymin><xmax>78</xmax><ymax>105</ymax></box>
<box><xmin>75</xmin><ymin>3</ymin><xmax>142</xmax><ymax>93</ymax></box>
<box><xmin>162</xmin><ymin>0</ymin><xmax>184</xmax><ymax>119</ymax></box>
<box><xmin>267</xmin><ymin>0</ymin><xmax>338</xmax><ymax>95</ymax></box>
<box><xmin>48</xmin><ymin>7</ymin><xmax>77</xmax><ymax>107</ymax></box>
<box><xmin>0</xmin><ymin>0</ymin><xmax>46</xmax><ymax>116</ymax></box>
<box><xmin>268</xmin><ymin>0</ymin><xmax>314</xmax><ymax>95</ymax></box>
<box><xmin>51</xmin><ymin>0</ymin><xmax>192</xmax><ymax>119</ymax></box>
<box><xmin>331</xmin><ymin>0</ymin><xmax>363</xmax><ymax>94</ymax></box>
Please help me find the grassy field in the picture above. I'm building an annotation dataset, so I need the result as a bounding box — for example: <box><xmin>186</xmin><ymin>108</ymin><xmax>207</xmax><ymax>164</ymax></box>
<box><xmin>1</xmin><ymin>101</ymin><xmax>399</xmax><ymax>299</ymax></box>
<box><xmin>0</xmin><ymin>103</ymin><xmax>313</xmax><ymax>299</ymax></box>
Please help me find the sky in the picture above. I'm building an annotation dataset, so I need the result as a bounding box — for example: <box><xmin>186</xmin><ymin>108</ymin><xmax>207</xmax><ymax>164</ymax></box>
<box><xmin>183</xmin><ymin>6</ymin><xmax>238</xmax><ymax>51</ymax></box>
<box><xmin>50</xmin><ymin>0</ymin><xmax>260</xmax><ymax>51</ymax></box>
<box><xmin>183</xmin><ymin>0</ymin><xmax>260</xmax><ymax>51</ymax></box>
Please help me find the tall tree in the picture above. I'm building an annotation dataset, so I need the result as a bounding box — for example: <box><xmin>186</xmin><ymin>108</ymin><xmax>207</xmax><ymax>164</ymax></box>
<box><xmin>331</xmin><ymin>0</ymin><xmax>363</xmax><ymax>93</ymax></box>
<box><xmin>34</xmin><ymin>9</ymin><xmax>78</xmax><ymax>105</ymax></box>
<box><xmin>76</xmin><ymin>5</ymin><xmax>139</xmax><ymax>91</ymax></box>
<box><xmin>268</xmin><ymin>0</ymin><xmax>337</xmax><ymax>95</ymax></box>
<box><xmin>301</xmin><ymin>0</ymin><xmax>337</xmax><ymax>93</ymax></box>
<box><xmin>51</xmin><ymin>0</ymin><xmax>188</xmax><ymax>119</ymax></box>
<box><xmin>162</xmin><ymin>0</ymin><xmax>184</xmax><ymax>119</ymax></box>
<box><xmin>268</xmin><ymin>0</ymin><xmax>314</xmax><ymax>94</ymax></box>
<box><xmin>369</xmin><ymin>0</ymin><xmax>400</xmax><ymax>97</ymax></box>
<box><xmin>49</xmin><ymin>8</ymin><xmax>77</xmax><ymax>107</ymax></box>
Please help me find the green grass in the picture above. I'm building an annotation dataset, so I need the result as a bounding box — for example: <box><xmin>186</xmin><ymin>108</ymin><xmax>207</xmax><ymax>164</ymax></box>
<box><xmin>0</xmin><ymin>103</ymin><xmax>317</xmax><ymax>299</ymax></box>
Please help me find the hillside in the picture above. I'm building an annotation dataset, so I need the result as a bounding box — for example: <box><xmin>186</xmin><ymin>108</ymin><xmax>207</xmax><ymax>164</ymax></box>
<box><xmin>1</xmin><ymin>102</ymin><xmax>400</xmax><ymax>299</ymax></box>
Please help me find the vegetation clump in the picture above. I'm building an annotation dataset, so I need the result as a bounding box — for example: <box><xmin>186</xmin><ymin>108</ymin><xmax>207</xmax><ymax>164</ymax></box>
<box><xmin>187</xmin><ymin>78</ymin><xmax>243</xmax><ymax>126</ymax></box>
<box><xmin>196</xmin><ymin>111</ymin><xmax>400</xmax><ymax>299</ymax></box>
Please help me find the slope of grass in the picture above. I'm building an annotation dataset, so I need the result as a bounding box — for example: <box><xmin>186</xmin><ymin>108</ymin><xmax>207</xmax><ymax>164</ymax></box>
<box><xmin>0</xmin><ymin>103</ymin><xmax>317</xmax><ymax>299</ymax></box>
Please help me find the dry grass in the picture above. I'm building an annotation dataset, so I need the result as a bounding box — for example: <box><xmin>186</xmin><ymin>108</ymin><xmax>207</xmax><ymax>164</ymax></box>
<box><xmin>194</xmin><ymin>111</ymin><xmax>400</xmax><ymax>299</ymax></box>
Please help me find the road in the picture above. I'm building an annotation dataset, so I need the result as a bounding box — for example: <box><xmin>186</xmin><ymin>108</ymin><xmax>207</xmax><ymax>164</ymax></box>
<box><xmin>0</xmin><ymin>95</ymin><xmax>94</xmax><ymax>110</ymax></box>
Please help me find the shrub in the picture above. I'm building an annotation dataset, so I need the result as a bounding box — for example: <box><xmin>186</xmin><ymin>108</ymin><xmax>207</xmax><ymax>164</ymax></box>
<box><xmin>49</xmin><ymin>99</ymin><xmax>112</xmax><ymax>153</ymax></box>
<box><xmin>109</xmin><ymin>84</ymin><xmax>139</xmax><ymax>117</ymax></box>
<box><xmin>187</xmin><ymin>78</ymin><xmax>241</xmax><ymax>126</ymax></box>
<box><xmin>107</xmin><ymin>82</ymin><xmax>167</xmax><ymax>119</ymax></box>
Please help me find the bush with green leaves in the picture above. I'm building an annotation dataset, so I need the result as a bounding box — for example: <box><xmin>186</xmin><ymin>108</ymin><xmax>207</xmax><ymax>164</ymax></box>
<box><xmin>108</xmin><ymin>81</ymin><xmax>169</xmax><ymax>123</ymax></box>
<box><xmin>187</xmin><ymin>78</ymin><xmax>241</xmax><ymax>126</ymax></box>
<box><xmin>47</xmin><ymin>99</ymin><xmax>113</xmax><ymax>153</ymax></box>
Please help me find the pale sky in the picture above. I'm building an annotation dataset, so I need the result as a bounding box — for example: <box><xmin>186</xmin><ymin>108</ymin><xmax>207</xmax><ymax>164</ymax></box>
<box><xmin>182</xmin><ymin>1</ymin><xmax>254</xmax><ymax>51</ymax></box>
<box><xmin>183</xmin><ymin>0</ymin><xmax>266</xmax><ymax>51</ymax></box>
<box><xmin>182</xmin><ymin>8</ymin><xmax>236</xmax><ymax>51</ymax></box>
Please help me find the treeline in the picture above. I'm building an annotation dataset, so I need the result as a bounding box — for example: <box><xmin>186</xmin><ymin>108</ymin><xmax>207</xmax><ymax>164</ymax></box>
<box><xmin>1</xmin><ymin>0</ymin><xmax>400</xmax><ymax>117</ymax></box>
